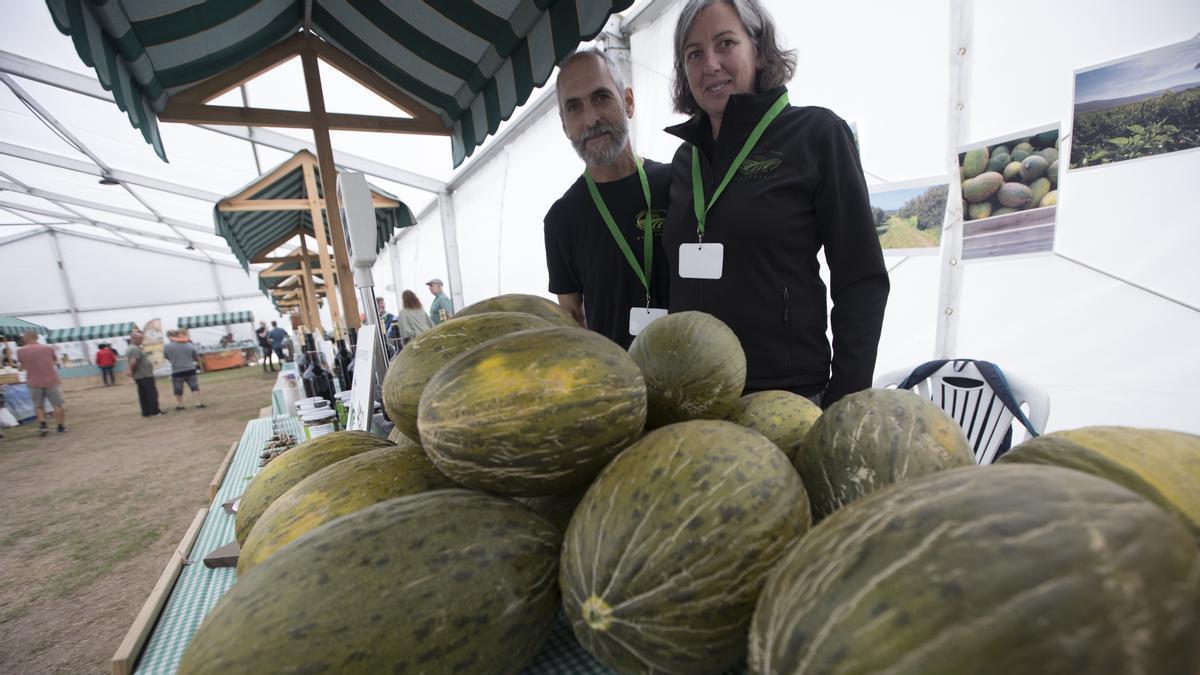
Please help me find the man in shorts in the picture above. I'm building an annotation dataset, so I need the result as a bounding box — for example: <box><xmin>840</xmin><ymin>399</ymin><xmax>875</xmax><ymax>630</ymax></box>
<box><xmin>16</xmin><ymin>330</ymin><xmax>66</xmax><ymax>435</ymax></box>
<box><xmin>163</xmin><ymin>329</ymin><xmax>205</xmax><ymax>410</ymax></box>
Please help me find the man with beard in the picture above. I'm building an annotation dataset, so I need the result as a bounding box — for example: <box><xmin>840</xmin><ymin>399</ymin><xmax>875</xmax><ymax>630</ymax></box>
<box><xmin>544</xmin><ymin>49</ymin><xmax>672</xmax><ymax>349</ymax></box>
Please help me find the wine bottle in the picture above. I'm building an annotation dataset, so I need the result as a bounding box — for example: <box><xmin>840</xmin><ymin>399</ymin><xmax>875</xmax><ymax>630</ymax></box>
<box><xmin>335</xmin><ymin>337</ymin><xmax>354</xmax><ymax>390</ymax></box>
<box><xmin>301</xmin><ymin>333</ymin><xmax>335</xmax><ymax>406</ymax></box>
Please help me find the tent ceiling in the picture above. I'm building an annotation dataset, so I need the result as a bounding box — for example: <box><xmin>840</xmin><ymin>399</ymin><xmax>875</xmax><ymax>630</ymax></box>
<box><xmin>45</xmin><ymin>0</ymin><xmax>634</xmax><ymax>166</ymax></box>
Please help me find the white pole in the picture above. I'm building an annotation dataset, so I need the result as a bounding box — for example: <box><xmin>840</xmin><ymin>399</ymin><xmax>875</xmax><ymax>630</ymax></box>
<box><xmin>934</xmin><ymin>0</ymin><xmax>973</xmax><ymax>359</ymax></box>
<box><xmin>437</xmin><ymin>190</ymin><xmax>465</xmax><ymax>311</ymax></box>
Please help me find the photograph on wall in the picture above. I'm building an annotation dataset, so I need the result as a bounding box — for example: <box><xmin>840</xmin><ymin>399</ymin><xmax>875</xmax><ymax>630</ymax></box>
<box><xmin>1070</xmin><ymin>35</ymin><xmax>1200</xmax><ymax>170</ymax></box>
<box><xmin>958</xmin><ymin>125</ymin><xmax>1059</xmax><ymax>260</ymax></box>
<box><xmin>868</xmin><ymin>177</ymin><xmax>948</xmax><ymax>254</ymax></box>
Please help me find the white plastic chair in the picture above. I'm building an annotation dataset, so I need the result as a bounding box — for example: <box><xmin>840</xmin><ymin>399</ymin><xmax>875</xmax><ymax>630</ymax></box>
<box><xmin>874</xmin><ymin>360</ymin><xmax>1050</xmax><ymax>465</ymax></box>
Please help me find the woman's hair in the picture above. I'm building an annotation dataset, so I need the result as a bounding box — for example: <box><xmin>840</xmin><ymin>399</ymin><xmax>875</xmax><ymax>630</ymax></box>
<box><xmin>671</xmin><ymin>0</ymin><xmax>797</xmax><ymax>116</ymax></box>
<box><xmin>402</xmin><ymin>290</ymin><xmax>423</xmax><ymax>310</ymax></box>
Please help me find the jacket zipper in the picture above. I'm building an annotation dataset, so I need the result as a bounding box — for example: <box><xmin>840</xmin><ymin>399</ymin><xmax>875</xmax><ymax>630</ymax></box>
<box><xmin>782</xmin><ymin>285</ymin><xmax>792</xmax><ymax>367</ymax></box>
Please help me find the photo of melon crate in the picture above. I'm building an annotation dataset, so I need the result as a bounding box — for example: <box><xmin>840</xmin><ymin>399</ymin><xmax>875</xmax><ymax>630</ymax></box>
<box><xmin>957</xmin><ymin>126</ymin><xmax>1060</xmax><ymax>259</ymax></box>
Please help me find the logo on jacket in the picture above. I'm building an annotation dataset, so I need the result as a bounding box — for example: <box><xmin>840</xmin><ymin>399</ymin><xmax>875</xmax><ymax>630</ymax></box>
<box><xmin>636</xmin><ymin>208</ymin><xmax>667</xmax><ymax>237</ymax></box>
<box><xmin>739</xmin><ymin>151</ymin><xmax>783</xmax><ymax>178</ymax></box>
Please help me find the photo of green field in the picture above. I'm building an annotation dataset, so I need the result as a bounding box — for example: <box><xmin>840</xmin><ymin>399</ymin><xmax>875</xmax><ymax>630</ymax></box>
<box><xmin>1070</xmin><ymin>36</ymin><xmax>1200</xmax><ymax>169</ymax></box>
<box><xmin>868</xmin><ymin>180</ymin><xmax>948</xmax><ymax>252</ymax></box>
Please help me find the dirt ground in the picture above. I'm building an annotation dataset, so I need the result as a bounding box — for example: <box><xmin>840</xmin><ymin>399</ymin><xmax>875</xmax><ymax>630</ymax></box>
<box><xmin>0</xmin><ymin>366</ymin><xmax>276</xmax><ymax>674</ymax></box>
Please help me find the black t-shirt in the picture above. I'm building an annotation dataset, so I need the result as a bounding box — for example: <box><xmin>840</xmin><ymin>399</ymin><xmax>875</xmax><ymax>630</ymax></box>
<box><xmin>545</xmin><ymin>159</ymin><xmax>672</xmax><ymax>349</ymax></box>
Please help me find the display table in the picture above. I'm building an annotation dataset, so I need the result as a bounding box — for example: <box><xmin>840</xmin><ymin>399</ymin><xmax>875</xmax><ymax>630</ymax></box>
<box><xmin>116</xmin><ymin>415</ymin><xmax>744</xmax><ymax>675</ymax></box>
<box><xmin>198</xmin><ymin>349</ymin><xmax>245</xmax><ymax>372</ymax></box>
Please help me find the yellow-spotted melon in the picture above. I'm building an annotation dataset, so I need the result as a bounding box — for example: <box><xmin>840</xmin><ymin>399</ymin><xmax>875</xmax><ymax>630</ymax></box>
<box><xmin>234</xmin><ymin>431</ymin><xmax>392</xmax><ymax>545</ymax></box>
<box><xmin>238</xmin><ymin>445</ymin><xmax>459</xmax><ymax>573</ymax></box>
<box><xmin>999</xmin><ymin>426</ymin><xmax>1200</xmax><ymax>539</ymax></box>
<box><xmin>749</xmin><ymin>465</ymin><xmax>1200</xmax><ymax>675</ymax></box>
<box><xmin>455</xmin><ymin>293</ymin><xmax>578</xmax><ymax>327</ymax></box>
<box><xmin>629</xmin><ymin>311</ymin><xmax>747</xmax><ymax>428</ymax></box>
<box><xmin>419</xmin><ymin>326</ymin><xmax>646</xmax><ymax>496</ymax></box>
<box><xmin>382</xmin><ymin>311</ymin><xmax>553</xmax><ymax>443</ymax></box>
<box><xmin>727</xmin><ymin>390</ymin><xmax>822</xmax><ymax>463</ymax></box>
<box><xmin>795</xmin><ymin>388</ymin><xmax>973</xmax><ymax>521</ymax></box>
<box><xmin>563</xmin><ymin>420</ymin><xmax>810</xmax><ymax>675</ymax></box>
<box><xmin>181</xmin><ymin>490</ymin><xmax>561</xmax><ymax>675</ymax></box>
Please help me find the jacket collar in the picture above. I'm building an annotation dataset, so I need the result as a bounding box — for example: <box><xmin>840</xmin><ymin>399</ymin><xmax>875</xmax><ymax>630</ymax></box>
<box><xmin>665</xmin><ymin>85</ymin><xmax>789</xmax><ymax>149</ymax></box>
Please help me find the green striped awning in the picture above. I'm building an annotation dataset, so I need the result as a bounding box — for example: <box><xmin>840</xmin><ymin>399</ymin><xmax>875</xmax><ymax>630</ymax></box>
<box><xmin>178</xmin><ymin>311</ymin><xmax>254</xmax><ymax>329</ymax></box>
<box><xmin>215</xmin><ymin>153</ymin><xmax>411</xmax><ymax>270</ymax></box>
<box><xmin>46</xmin><ymin>0</ymin><xmax>634</xmax><ymax>166</ymax></box>
<box><xmin>45</xmin><ymin>322</ymin><xmax>137</xmax><ymax>344</ymax></box>
<box><xmin>0</xmin><ymin>315</ymin><xmax>48</xmax><ymax>339</ymax></box>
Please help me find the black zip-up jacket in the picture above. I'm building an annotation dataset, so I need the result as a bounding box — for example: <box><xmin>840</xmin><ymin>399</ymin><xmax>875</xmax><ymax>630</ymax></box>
<box><xmin>663</xmin><ymin>87</ymin><xmax>889</xmax><ymax>407</ymax></box>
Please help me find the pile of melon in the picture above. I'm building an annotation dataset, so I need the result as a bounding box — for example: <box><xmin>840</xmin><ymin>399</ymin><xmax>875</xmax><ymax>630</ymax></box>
<box><xmin>181</xmin><ymin>294</ymin><xmax>1200</xmax><ymax>675</ymax></box>
<box><xmin>960</xmin><ymin>129</ymin><xmax>1060</xmax><ymax>220</ymax></box>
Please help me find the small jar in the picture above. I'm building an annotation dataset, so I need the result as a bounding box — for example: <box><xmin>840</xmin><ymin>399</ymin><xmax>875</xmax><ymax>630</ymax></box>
<box><xmin>301</xmin><ymin>408</ymin><xmax>339</xmax><ymax>440</ymax></box>
<box><xmin>334</xmin><ymin>391</ymin><xmax>353</xmax><ymax>428</ymax></box>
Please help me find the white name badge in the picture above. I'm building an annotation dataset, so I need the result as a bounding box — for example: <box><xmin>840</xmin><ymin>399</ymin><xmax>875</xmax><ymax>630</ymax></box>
<box><xmin>629</xmin><ymin>307</ymin><xmax>668</xmax><ymax>336</ymax></box>
<box><xmin>678</xmin><ymin>243</ymin><xmax>724</xmax><ymax>279</ymax></box>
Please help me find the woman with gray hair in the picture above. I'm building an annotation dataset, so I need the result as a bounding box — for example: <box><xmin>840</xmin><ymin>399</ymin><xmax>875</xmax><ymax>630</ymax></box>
<box><xmin>662</xmin><ymin>0</ymin><xmax>889</xmax><ymax>408</ymax></box>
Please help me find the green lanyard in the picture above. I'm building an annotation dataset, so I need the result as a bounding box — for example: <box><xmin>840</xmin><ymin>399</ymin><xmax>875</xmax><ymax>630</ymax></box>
<box><xmin>691</xmin><ymin>91</ymin><xmax>790</xmax><ymax>241</ymax></box>
<box><xmin>584</xmin><ymin>158</ymin><xmax>655</xmax><ymax>305</ymax></box>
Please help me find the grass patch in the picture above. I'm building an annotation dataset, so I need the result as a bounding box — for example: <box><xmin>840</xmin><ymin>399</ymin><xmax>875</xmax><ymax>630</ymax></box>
<box><xmin>879</xmin><ymin>215</ymin><xmax>939</xmax><ymax>249</ymax></box>
<box><xmin>50</xmin><ymin>519</ymin><xmax>164</xmax><ymax>598</ymax></box>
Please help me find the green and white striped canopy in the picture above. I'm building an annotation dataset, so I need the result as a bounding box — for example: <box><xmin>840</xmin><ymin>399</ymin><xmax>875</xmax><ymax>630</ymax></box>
<box><xmin>214</xmin><ymin>152</ymin><xmax>412</xmax><ymax>270</ymax></box>
<box><xmin>178</xmin><ymin>311</ymin><xmax>254</xmax><ymax>329</ymax></box>
<box><xmin>0</xmin><ymin>315</ymin><xmax>48</xmax><ymax>339</ymax></box>
<box><xmin>45</xmin><ymin>322</ymin><xmax>138</xmax><ymax>344</ymax></box>
<box><xmin>46</xmin><ymin>0</ymin><xmax>634</xmax><ymax>166</ymax></box>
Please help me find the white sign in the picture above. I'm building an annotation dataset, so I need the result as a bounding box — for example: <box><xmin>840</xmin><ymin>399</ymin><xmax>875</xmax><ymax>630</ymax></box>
<box><xmin>346</xmin><ymin>334</ymin><xmax>378</xmax><ymax>432</ymax></box>
<box><xmin>629</xmin><ymin>307</ymin><xmax>667</xmax><ymax>336</ymax></box>
<box><xmin>678</xmin><ymin>243</ymin><xmax>724</xmax><ymax>279</ymax></box>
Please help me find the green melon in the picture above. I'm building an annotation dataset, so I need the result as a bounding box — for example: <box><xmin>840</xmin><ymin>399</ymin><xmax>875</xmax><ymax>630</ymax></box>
<box><xmin>1011</xmin><ymin>141</ymin><xmax>1035</xmax><ymax>162</ymax></box>
<box><xmin>419</xmin><ymin>326</ymin><xmax>646</xmax><ymax>496</ymax></box>
<box><xmin>628</xmin><ymin>311</ymin><xmax>747</xmax><ymax>428</ymax></box>
<box><xmin>749</xmin><ymin>465</ymin><xmax>1200</xmax><ymax>675</ymax></box>
<box><xmin>726</xmin><ymin>390</ymin><xmax>822</xmax><ymax>464</ymax></box>
<box><xmin>1047</xmin><ymin>158</ymin><xmax>1059</xmax><ymax>185</ymax></box>
<box><xmin>1040</xmin><ymin>190</ymin><xmax>1058</xmax><ymax>207</ymax></box>
<box><xmin>990</xmin><ymin>143</ymin><xmax>1011</xmax><ymax>158</ymax></box>
<box><xmin>997</xmin><ymin>182</ymin><xmax>1033</xmax><ymax>209</ymax></box>
<box><xmin>1019</xmin><ymin>154</ymin><xmax>1049</xmax><ymax>181</ymax></box>
<box><xmin>238</xmin><ymin>445</ymin><xmax>459</xmax><ymax>573</ymax></box>
<box><xmin>455</xmin><ymin>293</ymin><xmax>578</xmax><ymax>327</ymax></box>
<box><xmin>1002</xmin><ymin>161</ymin><xmax>1023</xmax><ymax>182</ymax></box>
<box><xmin>563</xmin><ymin>420</ymin><xmax>810</xmax><ymax>675</ymax></box>
<box><xmin>960</xmin><ymin>147</ymin><xmax>989</xmax><ymax>179</ymax></box>
<box><xmin>992</xmin><ymin>206</ymin><xmax>1018</xmax><ymax>216</ymax></box>
<box><xmin>795</xmin><ymin>388</ymin><xmax>973</xmax><ymax>521</ymax></box>
<box><xmin>962</xmin><ymin>171</ymin><xmax>1003</xmax><ymax>203</ymax></box>
<box><xmin>999</xmin><ymin>426</ymin><xmax>1200</xmax><ymax>539</ymax></box>
<box><xmin>1037</xmin><ymin>147</ymin><xmax>1059</xmax><ymax>164</ymax></box>
<box><xmin>382</xmin><ymin>311</ymin><xmax>553</xmax><ymax>443</ymax></box>
<box><xmin>181</xmin><ymin>490</ymin><xmax>560</xmax><ymax>675</ymax></box>
<box><xmin>986</xmin><ymin>151</ymin><xmax>1011</xmax><ymax>173</ymax></box>
<box><xmin>1034</xmin><ymin>129</ymin><xmax>1059</xmax><ymax>148</ymax></box>
<box><xmin>234</xmin><ymin>431</ymin><xmax>392</xmax><ymax>545</ymax></box>
<box><xmin>1028</xmin><ymin>177</ymin><xmax>1052</xmax><ymax>210</ymax></box>
<box><xmin>967</xmin><ymin>201</ymin><xmax>993</xmax><ymax>220</ymax></box>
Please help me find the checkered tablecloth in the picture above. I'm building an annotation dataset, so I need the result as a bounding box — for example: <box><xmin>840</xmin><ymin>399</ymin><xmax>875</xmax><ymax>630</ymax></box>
<box><xmin>135</xmin><ymin>415</ymin><xmax>299</xmax><ymax>674</ymax></box>
<box><xmin>132</xmin><ymin>414</ymin><xmax>748</xmax><ymax>675</ymax></box>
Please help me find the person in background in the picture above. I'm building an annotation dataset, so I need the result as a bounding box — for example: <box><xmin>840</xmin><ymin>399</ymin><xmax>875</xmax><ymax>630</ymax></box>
<box><xmin>426</xmin><ymin>279</ymin><xmax>455</xmax><ymax>325</ymax></box>
<box><xmin>544</xmin><ymin>48</ymin><xmax>673</xmax><ymax>349</ymax></box>
<box><xmin>95</xmin><ymin>342</ymin><xmax>117</xmax><ymax>386</ymax></box>
<box><xmin>256</xmin><ymin>321</ymin><xmax>275</xmax><ymax>372</ymax></box>
<box><xmin>394</xmin><ymin>290</ymin><xmax>434</xmax><ymax>344</ymax></box>
<box><xmin>267</xmin><ymin>321</ymin><xmax>289</xmax><ymax>364</ymax></box>
<box><xmin>662</xmin><ymin>0</ymin><xmax>888</xmax><ymax>408</ymax></box>
<box><xmin>127</xmin><ymin>330</ymin><xmax>165</xmax><ymax>417</ymax></box>
<box><xmin>1</xmin><ymin>345</ymin><xmax>16</xmax><ymax>367</ymax></box>
<box><xmin>375</xmin><ymin>297</ymin><xmax>396</xmax><ymax>335</ymax></box>
<box><xmin>16</xmin><ymin>330</ymin><xmax>66</xmax><ymax>435</ymax></box>
<box><xmin>164</xmin><ymin>329</ymin><xmax>205</xmax><ymax>410</ymax></box>
<box><xmin>218</xmin><ymin>332</ymin><xmax>234</xmax><ymax>348</ymax></box>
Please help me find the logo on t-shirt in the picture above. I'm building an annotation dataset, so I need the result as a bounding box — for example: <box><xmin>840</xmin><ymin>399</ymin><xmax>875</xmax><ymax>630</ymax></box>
<box><xmin>739</xmin><ymin>151</ymin><xmax>783</xmax><ymax>178</ymax></box>
<box><xmin>635</xmin><ymin>208</ymin><xmax>667</xmax><ymax>237</ymax></box>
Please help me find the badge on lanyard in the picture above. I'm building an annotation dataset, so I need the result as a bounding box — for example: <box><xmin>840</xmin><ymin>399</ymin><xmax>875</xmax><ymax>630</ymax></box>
<box><xmin>682</xmin><ymin>91</ymin><xmax>789</xmax><ymax>280</ymax></box>
<box><xmin>629</xmin><ymin>307</ymin><xmax>668</xmax><ymax>335</ymax></box>
<box><xmin>584</xmin><ymin>159</ymin><xmax>666</xmax><ymax>335</ymax></box>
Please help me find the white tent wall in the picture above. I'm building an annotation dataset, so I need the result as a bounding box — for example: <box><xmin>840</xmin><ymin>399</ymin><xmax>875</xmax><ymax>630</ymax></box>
<box><xmin>389</xmin><ymin>210</ymin><xmax>449</xmax><ymax>309</ymax></box>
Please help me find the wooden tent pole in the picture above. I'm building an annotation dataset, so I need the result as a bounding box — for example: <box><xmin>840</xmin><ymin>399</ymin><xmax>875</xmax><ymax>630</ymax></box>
<box><xmin>302</xmin><ymin>159</ymin><xmax>343</xmax><ymax>338</ymax></box>
<box><xmin>298</xmin><ymin>234</ymin><xmax>323</xmax><ymax>334</ymax></box>
<box><xmin>301</xmin><ymin>46</ymin><xmax>361</xmax><ymax>329</ymax></box>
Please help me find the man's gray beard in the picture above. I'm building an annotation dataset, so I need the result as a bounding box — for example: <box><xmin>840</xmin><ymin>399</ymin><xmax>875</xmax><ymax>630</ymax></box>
<box><xmin>570</xmin><ymin>120</ymin><xmax>629</xmax><ymax>168</ymax></box>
